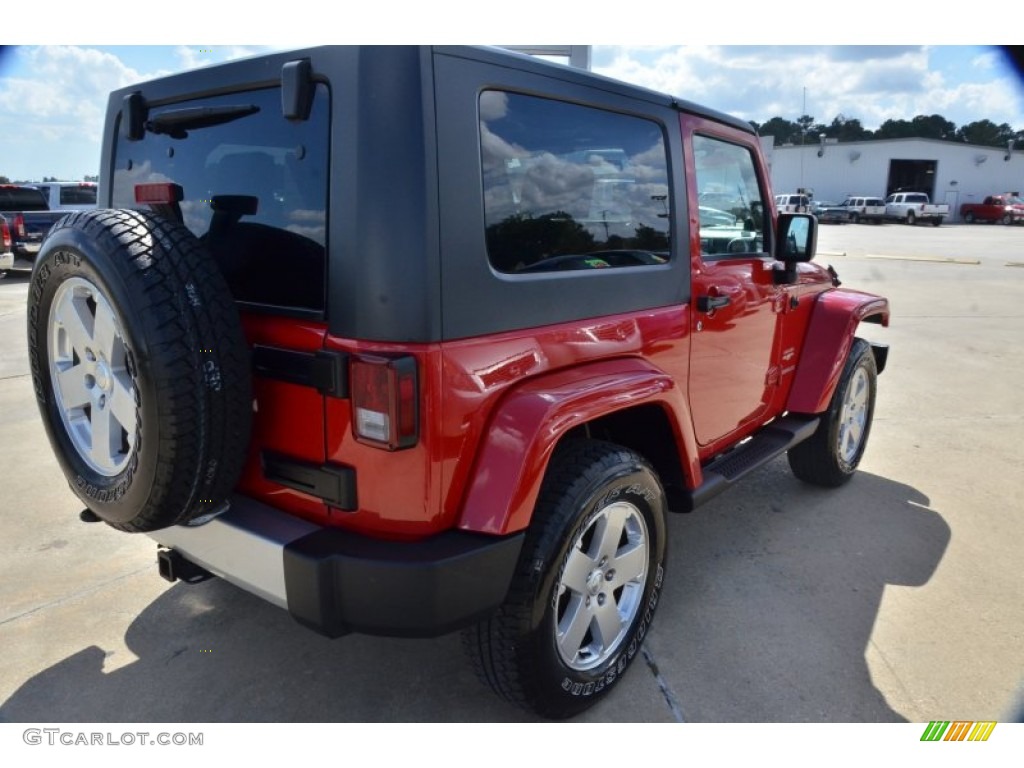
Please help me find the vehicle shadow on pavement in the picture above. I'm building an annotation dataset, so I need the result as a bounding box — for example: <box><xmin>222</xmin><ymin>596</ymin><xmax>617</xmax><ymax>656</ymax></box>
<box><xmin>649</xmin><ymin>463</ymin><xmax>950</xmax><ymax>721</ymax></box>
<box><xmin>0</xmin><ymin>463</ymin><xmax>946</xmax><ymax>723</ymax></box>
<box><xmin>0</xmin><ymin>575</ymin><xmax>546</xmax><ymax>722</ymax></box>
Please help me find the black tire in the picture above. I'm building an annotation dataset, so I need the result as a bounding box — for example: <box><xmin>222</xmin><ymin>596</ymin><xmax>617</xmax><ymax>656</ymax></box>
<box><xmin>931</xmin><ymin>217</ymin><xmax>942</xmax><ymax>227</ymax></box>
<box><xmin>1001</xmin><ymin>213</ymin><xmax>1012</xmax><ymax>225</ymax></box>
<box><xmin>788</xmin><ymin>338</ymin><xmax>877</xmax><ymax>488</ymax></box>
<box><xmin>27</xmin><ymin>209</ymin><xmax>252</xmax><ymax>532</ymax></box>
<box><xmin>964</xmin><ymin>212</ymin><xmax>975</xmax><ymax>224</ymax></box>
<box><xmin>463</xmin><ymin>440</ymin><xmax>667</xmax><ymax>719</ymax></box>
<box><xmin>906</xmin><ymin>210</ymin><xmax>916</xmax><ymax>225</ymax></box>
<box><xmin>850</xmin><ymin>213</ymin><xmax>859</xmax><ymax>224</ymax></box>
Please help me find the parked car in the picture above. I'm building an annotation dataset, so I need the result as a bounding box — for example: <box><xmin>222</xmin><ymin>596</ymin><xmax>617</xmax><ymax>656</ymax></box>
<box><xmin>884</xmin><ymin>192</ymin><xmax>948</xmax><ymax>226</ymax></box>
<box><xmin>0</xmin><ymin>214</ymin><xmax>14</xmax><ymax>276</ymax></box>
<box><xmin>839</xmin><ymin>196</ymin><xmax>886</xmax><ymax>224</ymax></box>
<box><xmin>0</xmin><ymin>184</ymin><xmax>66</xmax><ymax>271</ymax></box>
<box><xmin>775</xmin><ymin>193</ymin><xmax>810</xmax><ymax>213</ymax></box>
<box><xmin>28</xmin><ymin>45</ymin><xmax>890</xmax><ymax>719</ymax></box>
<box><xmin>29</xmin><ymin>181</ymin><xmax>98</xmax><ymax>211</ymax></box>
<box><xmin>959</xmin><ymin>194</ymin><xmax>1024</xmax><ymax>225</ymax></box>
<box><xmin>811</xmin><ymin>201</ymin><xmax>850</xmax><ymax>224</ymax></box>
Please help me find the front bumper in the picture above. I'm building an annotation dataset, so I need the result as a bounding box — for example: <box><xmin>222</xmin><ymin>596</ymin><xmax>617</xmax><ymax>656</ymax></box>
<box><xmin>148</xmin><ymin>494</ymin><xmax>524</xmax><ymax>638</ymax></box>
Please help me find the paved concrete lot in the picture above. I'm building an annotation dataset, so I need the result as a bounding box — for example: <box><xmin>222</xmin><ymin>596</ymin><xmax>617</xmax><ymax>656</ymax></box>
<box><xmin>1</xmin><ymin>222</ymin><xmax>1022</xmax><ymax>723</ymax></box>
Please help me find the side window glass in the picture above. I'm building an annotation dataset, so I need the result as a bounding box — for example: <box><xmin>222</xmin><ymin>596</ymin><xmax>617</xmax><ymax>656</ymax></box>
<box><xmin>693</xmin><ymin>135</ymin><xmax>766</xmax><ymax>258</ymax></box>
<box><xmin>480</xmin><ymin>91</ymin><xmax>671</xmax><ymax>274</ymax></box>
<box><xmin>112</xmin><ymin>85</ymin><xmax>329</xmax><ymax>313</ymax></box>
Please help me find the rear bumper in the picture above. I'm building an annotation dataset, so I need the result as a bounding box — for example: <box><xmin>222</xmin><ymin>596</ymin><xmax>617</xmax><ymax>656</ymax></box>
<box><xmin>148</xmin><ymin>495</ymin><xmax>524</xmax><ymax>638</ymax></box>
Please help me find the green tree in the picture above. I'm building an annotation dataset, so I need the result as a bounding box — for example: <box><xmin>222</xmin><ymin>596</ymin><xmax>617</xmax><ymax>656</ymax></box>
<box><xmin>910</xmin><ymin>114</ymin><xmax>956</xmax><ymax>140</ymax></box>
<box><xmin>957</xmin><ymin>119</ymin><xmax>1017</xmax><ymax>147</ymax></box>
<box><xmin>758</xmin><ymin>116</ymin><xmax>801</xmax><ymax>144</ymax></box>
<box><xmin>875</xmin><ymin>118</ymin><xmax>916</xmax><ymax>140</ymax></box>
<box><xmin>0</xmin><ymin>175</ymin><xmax>9</xmax><ymax>184</ymax></box>
<box><xmin>827</xmin><ymin>115</ymin><xmax>871</xmax><ymax>141</ymax></box>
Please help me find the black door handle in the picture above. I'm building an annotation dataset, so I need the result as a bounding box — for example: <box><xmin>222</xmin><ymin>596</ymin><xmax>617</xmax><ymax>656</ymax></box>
<box><xmin>697</xmin><ymin>294</ymin><xmax>731</xmax><ymax>312</ymax></box>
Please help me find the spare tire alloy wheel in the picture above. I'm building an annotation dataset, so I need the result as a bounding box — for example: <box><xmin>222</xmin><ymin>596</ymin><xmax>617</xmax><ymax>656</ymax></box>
<box><xmin>463</xmin><ymin>441</ymin><xmax>667</xmax><ymax>719</ymax></box>
<box><xmin>28</xmin><ymin>209</ymin><xmax>252</xmax><ymax>532</ymax></box>
<box><xmin>48</xmin><ymin>276</ymin><xmax>137</xmax><ymax>477</ymax></box>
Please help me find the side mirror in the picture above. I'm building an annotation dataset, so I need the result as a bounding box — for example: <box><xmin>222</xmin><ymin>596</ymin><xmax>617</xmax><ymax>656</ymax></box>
<box><xmin>777</xmin><ymin>212</ymin><xmax>816</xmax><ymax>263</ymax></box>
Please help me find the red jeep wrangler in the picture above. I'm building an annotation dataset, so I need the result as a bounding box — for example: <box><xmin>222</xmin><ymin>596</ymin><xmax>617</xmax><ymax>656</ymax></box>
<box><xmin>27</xmin><ymin>46</ymin><xmax>889</xmax><ymax>718</ymax></box>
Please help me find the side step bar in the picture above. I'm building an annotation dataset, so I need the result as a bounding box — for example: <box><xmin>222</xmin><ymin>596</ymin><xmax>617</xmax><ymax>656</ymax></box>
<box><xmin>687</xmin><ymin>415</ymin><xmax>820</xmax><ymax>510</ymax></box>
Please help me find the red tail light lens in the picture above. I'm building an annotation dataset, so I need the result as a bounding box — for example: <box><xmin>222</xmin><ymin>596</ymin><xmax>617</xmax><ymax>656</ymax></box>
<box><xmin>134</xmin><ymin>183</ymin><xmax>183</xmax><ymax>204</ymax></box>
<box><xmin>1</xmin><ymin>218</ymin><xmax>10</xmax><ymax>249</ymax></box>
<box><xmin>14</xmin><ymin>213</ymin><xmax>26</xmax><ymax>239</ymax></box>
<box><xmin>351</xmin><ymin>355</ymin><xmax>418</xmax><ymax>450</ymax></box>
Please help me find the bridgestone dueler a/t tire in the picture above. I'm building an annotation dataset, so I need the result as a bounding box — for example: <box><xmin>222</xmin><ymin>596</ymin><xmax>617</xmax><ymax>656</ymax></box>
<box><xmin>28</xmin><ymin>209</ymin><xmax>252</xmax><ymax>532</ymax></box>
<box><xmin>462</xmin><ymin>440</ymin><xmax>667</xmax><ymax>719</ymax></box>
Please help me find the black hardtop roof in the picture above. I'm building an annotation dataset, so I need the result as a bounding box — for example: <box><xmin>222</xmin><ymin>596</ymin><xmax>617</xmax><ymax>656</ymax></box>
<box><xmin>106</xmin><ymin>45</ymin><xmax>755</xmax><ymax>135</ymax></box>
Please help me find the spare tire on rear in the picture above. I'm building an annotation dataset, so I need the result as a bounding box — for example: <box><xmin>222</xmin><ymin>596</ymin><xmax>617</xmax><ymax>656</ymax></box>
<box><xmin>27</xmin><ymin>209</ymin><xmax>252</xmax><ymax>532</ymax></box>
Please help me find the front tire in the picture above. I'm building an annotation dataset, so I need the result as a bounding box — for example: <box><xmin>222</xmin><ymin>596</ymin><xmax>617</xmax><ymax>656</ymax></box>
<box><xmin>463</xmin><ymin>440</ymin><xmax>667</xmax><ymax>719</ymax></box>
<box><xmin>788</xmin><ymin>338</ymin><xmax>877</xmax><ymax>487</ymax></box>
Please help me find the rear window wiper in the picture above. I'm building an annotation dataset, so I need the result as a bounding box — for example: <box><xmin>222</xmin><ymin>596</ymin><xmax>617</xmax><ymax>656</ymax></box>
<box><xmin>145</xmin><ymin>105</ymin><xmax>260</xmax><ymax>138</ymax></box>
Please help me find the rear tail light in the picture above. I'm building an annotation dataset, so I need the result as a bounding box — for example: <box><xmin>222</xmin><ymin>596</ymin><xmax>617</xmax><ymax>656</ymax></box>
<box><xmin>13</xmin><ymin>213</ymin><xmax>26</xmax><ymax>239</ymax></box>
<box><xmin>1</xmin><ymin>218</ymin><xmax>10</xmax><ymax>249</ymax></box>
<box><xmin>135</xmin><ymin>182</ymin><xmax>183</xmax><ymax>204</ymax></box>
<box><xmin>351</xmin><ymin>355</ymin><xmax>418</xmax><ymax>450</ymax></box>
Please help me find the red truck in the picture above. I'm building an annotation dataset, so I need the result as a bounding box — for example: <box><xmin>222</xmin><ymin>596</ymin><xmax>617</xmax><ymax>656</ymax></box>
<box><xmin>27</xmin><ymin>46</ymin><xmax>890</xmax><ymax>718</ymax></box>
<box><xmin>960</xmin><ymin>194</ymin><xmax>1024</xmax><ymax>224</ymax></box>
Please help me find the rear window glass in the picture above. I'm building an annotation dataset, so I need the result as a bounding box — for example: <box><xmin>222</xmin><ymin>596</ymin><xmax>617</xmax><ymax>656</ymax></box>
<box><xmin>59</xmin><ymin>185</ymin><xmax>97</xmax><ymax>205</ymax></box>
<box><xmin>112</xmin><ymin>85</ymin><xmax>329</xmax><ymax>313</ymax></box>
<box><xmin>0</xmin><ymin>187</ymin><xmax>48</xmax><ymax>211</ymax></box>
<box><xmin>480</xmin><ymin>91</ymin><xmax>671</xmax><ymax>274</ymax></box>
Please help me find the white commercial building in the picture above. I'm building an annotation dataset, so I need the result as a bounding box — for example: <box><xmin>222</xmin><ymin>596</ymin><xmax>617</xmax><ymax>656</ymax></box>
<box><xmin>762</xmin><ymin>136</ymin><xmax>1023</xmax><ymax>221</ymax></box>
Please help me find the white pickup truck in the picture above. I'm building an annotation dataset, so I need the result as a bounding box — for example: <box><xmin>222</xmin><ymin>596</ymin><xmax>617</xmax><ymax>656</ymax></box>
<box><xmin>28</xmin><ymin>181</ymin><xmax>97</xmax><ymax>211</ymax></box>
<box><xmin>885</xmin><ymin>192</ymin><xmax>948</xmax><ymax>226</ymax></box>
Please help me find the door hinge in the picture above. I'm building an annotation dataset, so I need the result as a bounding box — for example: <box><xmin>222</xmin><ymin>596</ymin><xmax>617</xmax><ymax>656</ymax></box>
<box><xmin>261</xmin><ymin>452</ymin><xmax>357</xmax><ymax>511</ymax></box>
<box><xmin>252</xmin><ymin>346</ymin><xmax>349</xmax><ymax>398</ymax></box>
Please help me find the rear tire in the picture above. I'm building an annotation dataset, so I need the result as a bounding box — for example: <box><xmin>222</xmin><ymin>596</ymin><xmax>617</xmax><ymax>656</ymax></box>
<box><xmin>788</xmin><ymin>339</ymin><xmax>877</xmax><ymax>487</ymax></box>
<box><xmin>28</xmin><ymin>209</ymin><xmax>252</xmax><ymax>532</ymax></box>
<box><xmin>906</xmin><ymin>210</ymin><xmax>916</xmax><ymax>225</ymax></box>
<box><xmin>463</xmin><ymin>440</ymin><xmax>667</xmax><ymax>719</ymax></box>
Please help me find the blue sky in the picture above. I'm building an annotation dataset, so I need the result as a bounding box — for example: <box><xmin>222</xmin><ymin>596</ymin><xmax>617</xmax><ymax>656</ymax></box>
<box><xmin>1</xmin><ymin>44</ymin><xmax>1021</xmax><ymax>181</ymax></box>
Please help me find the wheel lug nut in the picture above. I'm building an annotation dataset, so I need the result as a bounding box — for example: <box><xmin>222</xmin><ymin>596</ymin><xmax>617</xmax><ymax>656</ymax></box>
<box><xmin>597</xmin><ymin>594</ymin><xmax>606</xmax><ymax>606</ymax></box>
<box><xmin>605</xmin><ymin>569</ymin><xmax>615</xmax><ymax>582</ymax></box>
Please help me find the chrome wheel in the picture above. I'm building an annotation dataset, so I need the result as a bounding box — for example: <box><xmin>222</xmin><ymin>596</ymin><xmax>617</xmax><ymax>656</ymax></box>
<box><xmin>838</xmin><ymin>366</ymin><xmax>870</xmax><ymax>466</ymax></box>
<box><xmin>48</xmin><ymin>276</ymin><xmax>137</xmax><ymax>476</ymax></box>
<box><xmin>555</xmin><ymin>500</ymin><xmax>649</xmax><ymax>671</ymax></box>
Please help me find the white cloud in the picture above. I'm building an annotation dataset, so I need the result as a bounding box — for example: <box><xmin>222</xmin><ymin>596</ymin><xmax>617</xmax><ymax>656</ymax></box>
<box><xmin>0</xmin><ymin>46</ymin><xmax>149</xmax><ymax>148</ymax></box>
<box><xmin>594</xmin><ymin>45</ymin><xmax>1024</xmax><ymax>132</ymax></box>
